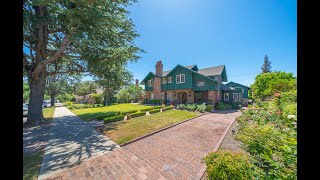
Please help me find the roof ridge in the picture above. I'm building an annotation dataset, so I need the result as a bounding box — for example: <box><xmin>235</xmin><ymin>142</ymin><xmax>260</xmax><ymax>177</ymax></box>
<box><xmin>198</xmin><ymin>65</ymin><xmax>224</xmax><ymax>70</ymax></box>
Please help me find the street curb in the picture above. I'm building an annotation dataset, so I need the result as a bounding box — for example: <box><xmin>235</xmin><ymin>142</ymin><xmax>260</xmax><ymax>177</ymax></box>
<box><xmin>120</xmin><ymin>111</ymin><xmax>209</xmax><ymax>147</ymax></box>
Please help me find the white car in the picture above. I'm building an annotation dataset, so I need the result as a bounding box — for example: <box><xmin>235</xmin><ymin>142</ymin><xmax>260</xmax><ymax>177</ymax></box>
<box><xmin>23</xmin><ymin>104</ymin><xmax>28</xmax><ymax>116</ymax></box>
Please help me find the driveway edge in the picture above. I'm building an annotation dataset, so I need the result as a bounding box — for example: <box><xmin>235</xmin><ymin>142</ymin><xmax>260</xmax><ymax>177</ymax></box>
<box><xmin>120</xmin><ymin>111</ymin><xmax>209</xmax><ymax>147</ymax></box>
<box><xmin>199</xmin><ymin>111</ymin><xmax>240</xmax><ymax>180</ymax></box>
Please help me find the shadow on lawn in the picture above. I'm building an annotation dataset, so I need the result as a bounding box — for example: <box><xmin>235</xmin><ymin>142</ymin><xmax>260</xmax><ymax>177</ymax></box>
<box><xmin>39</xmin><ymin>115</ymin><xmax>119</xmax><ymax>178</ymax></box>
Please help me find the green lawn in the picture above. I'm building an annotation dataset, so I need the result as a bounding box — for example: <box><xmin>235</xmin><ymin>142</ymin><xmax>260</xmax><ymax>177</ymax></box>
<box><xmin>43</xmin><ymin>107</ymin><xmax>56</xmax><ymax>121</ymax></box>
<box><xmin>103</xmin><ymin>110</ymin><xmax>198</xmax><ymax>144</ymax></box>
<box><xmin>23</xmin><ymin>152</ymin><xmax>44</xmax><ymax>180</ymax></box>
<box><xmin>69</xmin><ymin>103</ymin><xmax>152</xmax><ymax>120</ymax></box>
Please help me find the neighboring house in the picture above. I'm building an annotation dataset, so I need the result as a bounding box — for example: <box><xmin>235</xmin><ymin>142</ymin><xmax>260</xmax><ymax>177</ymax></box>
<box><xmin>140</xmin><ymin>60</ymin><xmax>250</xmax><ymax>107</ymax></box>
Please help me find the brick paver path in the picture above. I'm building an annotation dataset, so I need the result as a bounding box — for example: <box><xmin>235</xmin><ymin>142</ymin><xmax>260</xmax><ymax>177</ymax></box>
<box><xmin>47</xmin><ymin>110</ymin><xmax>241</xmax><ymax>180</ymax></box>
<box><xmin>38</xmin><ymin>107</ymin><xmax>119</xmax><ymax>180</ymax></box>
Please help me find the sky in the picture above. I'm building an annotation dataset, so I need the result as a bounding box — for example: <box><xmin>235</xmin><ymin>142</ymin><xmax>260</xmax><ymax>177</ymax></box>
<box><xmin>124</xmin><ymin>0</ymin><xmax>297</xmax><ymax>87</ymax></box>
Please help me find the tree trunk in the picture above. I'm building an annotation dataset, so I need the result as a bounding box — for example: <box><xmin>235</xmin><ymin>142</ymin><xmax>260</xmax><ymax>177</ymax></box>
<box><xmin>50</xmin><ymin>93</ymin><xmax>55</xmax><ymax>106</ymax></box>
<box><xmin>26</xmin><ymin>69</ymin><xmax>47</xmax><ymax>126</ymax></box>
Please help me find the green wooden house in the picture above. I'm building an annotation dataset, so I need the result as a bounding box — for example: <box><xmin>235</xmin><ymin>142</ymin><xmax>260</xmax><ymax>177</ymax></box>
<box><xmin>140</xmin><ymin>61</ymin><xmax>250</xmax><ymax>107</ymax></box>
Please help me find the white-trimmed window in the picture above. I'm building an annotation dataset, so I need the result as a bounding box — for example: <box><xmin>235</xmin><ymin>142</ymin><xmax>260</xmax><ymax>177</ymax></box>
<box><xmin>233</xmin><ymin>93</ymin><xmax>238</xmax><ymax>102</ymax></box>
<box><xmin>239</xmin><ymin>93</ymin><xmax>242</xmax><ymax>102</ymax></box>
<box><xmin>162</xmin><ymin>78</ymin><xmax>166</xmax><ymax>84</ymax></box>
<box><xmin>197</xmin><ymin>81</ymin><xmax>205</xmax><ymax>86</ymax></box>
<box><xmin>150</xmin><ymin>93</ymin><xmax>154</xmax><ymax>100</ymax></box>
<box><xmin>176</xmin><ymin>74</ymin><xmax>185</xmax><ymax>84</ymax></box>
<box><xmin>148</xmin><ymin>79</ymin><xmax>153</xmax><ymax>87</ymax></box>
<box><xmin>224</xmin><ymin>93</ymin><xmax>229</xmax><ymax>102</ymax></box>
<box><xmin>168</xmin><ymin>76</ymin><xmax>172</xmax><ymax>83</ymax></box>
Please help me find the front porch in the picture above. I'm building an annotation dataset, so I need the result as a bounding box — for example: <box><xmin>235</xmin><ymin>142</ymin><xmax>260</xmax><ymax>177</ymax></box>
<box><xmin>165</xmin><ymin>90</ymin><xmax>219</xmax><ymax>105</ymax></box>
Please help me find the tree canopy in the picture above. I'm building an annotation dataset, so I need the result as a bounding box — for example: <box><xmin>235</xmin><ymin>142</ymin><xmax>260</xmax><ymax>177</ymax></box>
<box><xmin>261</xmin><ymin>55</ymin><xmax>272</xmax><ymax>73</ymax></box>
<box><xmin>251</xmin><ymin>71</ymin><xmax>296</xmax><ymax>100</ymax></box>
<box><xmin>23</xmin><ymin>0</ymin><xmax>143</xmax><ymax>124</ymax></box>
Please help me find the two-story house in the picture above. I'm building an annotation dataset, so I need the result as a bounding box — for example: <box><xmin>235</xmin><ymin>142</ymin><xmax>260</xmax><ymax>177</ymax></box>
<box><xmin>140</xmin><ymin>61</ymin><xmax>250</xmax><ymax>107</ymax></box>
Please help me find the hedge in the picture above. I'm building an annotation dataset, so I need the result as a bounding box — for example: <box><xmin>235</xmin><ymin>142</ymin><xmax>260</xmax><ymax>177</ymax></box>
<box><xmin>128</xmin><ymin>112</ymin><xmax>146</xmax><ymax>119</ymax></box>
<box><xmin>162</xmin><ymin>106</ymin><xmax>174</xmax><ymax>111</ymax></box>
<box><xmin>153</xmin><ymin>106</ymin><xmax>163</xmax><ymax>110</ymax></box>
<box><xmin>121</xmin><ymin>110</ymin><xmax>138</xmax><ymax>115</ymax></box>
<box><xmin>96</xmin><ymin>112</ymin><xmax>119</xmax><ymax>120</ymax></box>
<box><xmin>141</xmin><ymin>107</ymin><xmax>154</xmax><ymax>112</ymax></box>
<box><xmin>149</xmin><ymin>109</ymin><xmax>161</xmax><ymax>114</ymax></box>
<box><xmin>103</xmin><ymin>115</ymin><xmax>125</xmax><ymax>123</ymax></box>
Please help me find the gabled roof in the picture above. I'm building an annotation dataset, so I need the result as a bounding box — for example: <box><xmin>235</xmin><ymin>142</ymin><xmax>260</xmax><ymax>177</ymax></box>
<box><xmin>224</xmin><ymin>81</ymin><xmax>251</xmax><ymax>89</ymax></box>
<box><xmin>220</xmin><ymin>84</ymin><xmax>236</xmax><ymax>91</ymax></box>
<box><xmin>140</xmin><ymin>72</ymin><xmax>155</xmax><ymax>85</ymax></box>
<box><xmin>197</xmin><ymin>65</ymin><xmax>225</xmax><ymax>76</ymax></box>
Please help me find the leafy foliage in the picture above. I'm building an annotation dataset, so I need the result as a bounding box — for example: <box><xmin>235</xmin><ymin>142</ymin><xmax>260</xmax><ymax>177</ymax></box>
<box><xmin>128</xmin><ymin>112</ymin><xmax>146</xmax><ymax>119</ymax></box>
<box><xmin>23</xmin><ymin>82</ymin><xmax>30</xmax><ymax>103</ymax></box>
<box><xmin>177</xmin><ymin>104</ymin><xmax>206</xmax><ymax>112</ymax></box>
<box><xmin>115</xmin><ymin>84</ymin><xmax>145</xmax><ymax>103</ymax></box>
<box><xmin>121</xmin><ymin>110</ymin><xmax>138</xmax><ymax>116</ymax></box>
<box><xmin>96</xmin><ymin>112</ymin><xmax>119</xmax><ymax>120</ymax></box>
<box><xmin>162</xmin><ymin>106</ymin><xmax>174</xmax><ymax>111</ymax></box>
<box><xmin>205</xmin><ymin>151</ymin><xmax>262</xmax><ymax>180</ymax></box>
<box><xmin>251</xmin><ymin>72</ymin><xmax>296</xmax><ymax>100</ymax></box>
<box><xmin>205</xmin><ymin>105</ymin><xmax>213</xmax><ymax>112</ymax></box>
<box><xmin>140</xmin><ymin>107</ymin><xmax>154</xmax><ymax>112</ymax></box>
<box><xmin>91</xmin><ymin>93</ymin><xmax>103</xmax><ymax>104</ymax></box>
<box><xmin>216</xmin><ymin>102</ymin><xmax>232</xmax><ymax>110</ymax></box>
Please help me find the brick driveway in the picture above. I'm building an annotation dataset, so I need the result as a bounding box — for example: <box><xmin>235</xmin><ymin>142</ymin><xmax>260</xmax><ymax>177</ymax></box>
<box><xmin>47</xmin><ymin>110</ymin><xmax>241</xmax><ymax>180</ymax></box>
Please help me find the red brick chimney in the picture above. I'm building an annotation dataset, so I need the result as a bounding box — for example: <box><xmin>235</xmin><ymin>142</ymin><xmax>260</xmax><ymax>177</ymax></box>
<box><xmin>135</xmin><ymin>79</ymin><xmax>139</xmax><ymax>87</ymax></box>
<box><xmin>155</xmin><ymin>60</ymin><xmax>163</xmax><ymax>76</ymax></box>
<box><xmin>153</xmin><ymin>60</ymin><xmax>163</xmax><ymax>100</ymax></box>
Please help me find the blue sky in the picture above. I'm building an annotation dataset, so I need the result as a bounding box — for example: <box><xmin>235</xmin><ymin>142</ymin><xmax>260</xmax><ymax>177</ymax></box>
<box><xmin>124</xmin><ymin>0</ymin><xmax>297</xmax><ymax>87</ymax></box>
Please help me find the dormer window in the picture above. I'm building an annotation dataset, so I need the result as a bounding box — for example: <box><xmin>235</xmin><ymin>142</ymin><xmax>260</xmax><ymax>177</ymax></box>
<box><xmin>148</xmin><ymin>79</ymin><xmax>153</xmax><ymax>87</ymax></box>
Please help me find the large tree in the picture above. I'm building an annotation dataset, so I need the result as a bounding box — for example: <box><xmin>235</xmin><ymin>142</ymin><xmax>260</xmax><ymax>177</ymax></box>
<box><xmin>261</xmin><ymin>54</ymin><xmax>272</xmax><ymax>73</ymax></box>
<box><xmin>23</xmin><ymin>0</ymin><xmax>142</xmax><ymax>125</ymax></box>
<box><xmin>251</xmin><ymin>71</ymin><xmax>296</xmax><ymax>100</ymax></box>
<box><xmin>93</xmin><ymin>64</ymin><xmax>133</xmax><ymax>105</ymax></box>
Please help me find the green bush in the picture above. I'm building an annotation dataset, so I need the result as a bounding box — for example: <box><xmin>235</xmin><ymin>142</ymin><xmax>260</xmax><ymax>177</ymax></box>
<box><xmin>91</xmin><ymin>93</ymin><xmax>103</xmax><ymax>104</ymax></box>
<box><xmin>196</xmin><ymin>104</ymin><xmax>206</xmax><ymax>112</ymax></box>
<box><xmin>121</xmin><ymin>110</ymin><xmax>138</xmax><ymax>115</ymax></box>
<box><xmin>216</xmin><ymin>102</ymin><xmax>232</xmax><ymax>110</ymax></box>
<box><xmin>103</xmin><ymin>115</ymin><xmax>125</xmax><ymax>123</ymax></box>
<box><xmin>162</xmin><ymin>106</ymin><xmax>174</xmax><ymax>111</ymax></box>
<box><xmin>205</xmin><ymin>151</ymin><xmax>262</xmax><ymax>180</ymax></box>
<box><xmin>149</xmin><ymin>109</ymin><xmax>161</xmax><ymax>114</ymax></box>
<box><xmin>280</xmin><ymin>90</ymin><xmax>297</xmax><ymax>106</ymax></box>
<box><xmin>282</xmin><ymin>103</ymin><xmax>297</xmax><ymax>118</ymax></box>
<box><xmin>150</xmin><ymin>99</ymin><xmax>161</xmax><ymax>105</ymax></box>
<box><xmin>96</xmin><ymin>112</ymin><xmax>119</xmax><ymax>120</ymax></box>
<box><xmin>205</xmin><ymin>105</ymin><xmax>213</xmax><ymax>112</ymax></box>
<box><xmin>153</xmin><ymin>106</ymin><xmax>163</xmax><ymax>110</ymax></box>
<box><xmin>65</xmin><ymin>102</ymin><xmax>74</xmax><ymax>106</ymax></box>
<box><xmin>140</xmin><ymin>107</ymin><xmax>154</xmax><ymax>112</ymax></box>
<box><xmin>236</xmin><ymin>124</ymin><xmax>297</xmax><ymax>179</ymax></box>
<box><xmin>128</xmin><ymin>112</ymin><xmax>146</xmax><ymax>118</ymax></box>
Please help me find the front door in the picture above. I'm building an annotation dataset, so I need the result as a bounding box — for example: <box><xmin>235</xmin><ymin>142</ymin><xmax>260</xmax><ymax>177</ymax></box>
<box><xmin>182</xmin><ymin>92</ymin><xmax>187</xmax><ymax>104</ymax></box>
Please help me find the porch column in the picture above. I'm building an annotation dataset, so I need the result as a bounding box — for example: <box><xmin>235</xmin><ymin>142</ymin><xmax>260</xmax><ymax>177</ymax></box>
<box><xmin>187</xmin><ymin>90</ymin><xmax>194</xmax><ymax>103</ymax></box>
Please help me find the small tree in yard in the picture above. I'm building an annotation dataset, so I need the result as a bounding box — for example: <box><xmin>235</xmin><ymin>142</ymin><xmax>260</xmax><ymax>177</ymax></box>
<box><xmin>23</xmin><ymin>0</ymin><xmax>142</xmax><ymax>125</ymax></box>
<box><xmin>261</xmin><ymin>54</ymin><xmax>272</xmax><ymax>73</ymax></box>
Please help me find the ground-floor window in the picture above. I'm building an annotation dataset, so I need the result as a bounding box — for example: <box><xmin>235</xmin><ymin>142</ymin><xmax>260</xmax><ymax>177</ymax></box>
<box><xmin>224</xmin><ymin>93</ymin><xmax>229</xmax><ymax>102</ymax></box>
<box><xmin>239</xmin><ymin>93</ymin><xmax>242</xmax><ymax>102</ymax></box>
<box><xmin>151</xmin><ymin>93</ymin><xmax>154</xmax><ymax>100</ymax></box>
<box><xmin>233</xmin><ymin>93</ymin><xmax>238</xmax><ymax>102</ymax></box>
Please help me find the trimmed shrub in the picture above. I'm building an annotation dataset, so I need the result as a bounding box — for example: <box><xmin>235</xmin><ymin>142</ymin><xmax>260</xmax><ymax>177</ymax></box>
<box><xmin>128</xmin><ymin>112</ymin><xmax>146</xmax><ymax>118</ymax></box>
<box><xmin>177</xmin><ymin>104</ymin><xmax>186</xmax><ymax>110</ymax></box>
<box><xmin>65</xmin><ymin>102</ymin><xmax>74</xmax><ymax>106</ymax></box>
<box><xmin>91</xmin><ymin>93</ymin><xmax>103</xmax><ymax>104</ymax></box>
<box><xmin>162</xmin><ymin>106</ymin><xmax>174</xmax><ymax>111</ymax></box>
<box><xmin>96</xmin><ymin>112</ymin><xmax>118</xmax><ymax>120</ymax></box>
<box><xmin>205</xmin><ymin>151</ymin><xmax>262</xmax><ymax>180</ymax></box>
<box><xmin>149</xmin><ymin>109</ymin><xmax>161</xmax><ymax>114</ymax></box>
<box><xmin>205</xmin><ymin>105</ymin><xmax>213</xmax><ymax>112</ymax></box>
<box><xmin>141</xmin><ymin>107</ymin><xmax>154</xmax><ymax>112</ymax></box>
<box><xmin>103</xmin><ymin>115</ymin><xmax>125</xmax><ymax>123</ymax></box>
<box><xmin>216</xmin><ymin>102</ymin><xmax>232</xmax><ymax>110</ymax></box>
<box><xmin>121</xmin><ymin>110</ymin><xmax>138</xmax><ymax>115</ymax></box>
<box><xmin>153</xmin><ymin>106</ymin><xmax>162</xmax><ymax>110</ymax></box>
<box><xmin>150</xmin><ymin>99</ymin><xmax>161</xmax><ymax>105</ymax></box>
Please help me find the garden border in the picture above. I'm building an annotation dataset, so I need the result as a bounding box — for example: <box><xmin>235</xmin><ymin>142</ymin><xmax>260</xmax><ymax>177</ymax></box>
<box><xmin>119</xmin><ymin>111</ymin><xmax>209</xmax><ymax>147</ymax></box>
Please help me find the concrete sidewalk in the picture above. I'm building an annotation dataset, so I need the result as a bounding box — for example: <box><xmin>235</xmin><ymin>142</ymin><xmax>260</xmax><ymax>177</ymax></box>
<box><xmin>38</xmin><ymin>107</ymin><xmax>119</xmax><ymax>180</ymax></box>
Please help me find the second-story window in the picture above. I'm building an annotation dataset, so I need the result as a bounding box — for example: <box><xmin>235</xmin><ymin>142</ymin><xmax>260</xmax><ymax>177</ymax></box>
<box><xmin>176</xmin><ymin>74</ymin><xmax>185</xmax><ymax>84</ymax></box>
<box><xmin>168</xmin><ymin>76</ymin><xmax>172</xmax><ymax>83</ymax></box>
<box><xmin>162</xmin><ymin>78</ymin><xmax>166</xmax><ymax>84</ymax></box>
<box><xmin>148</xmin><ymin>79</ymin><xmax>153</xmax><ymax>87</ymax></box>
